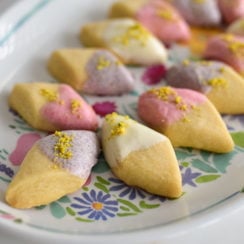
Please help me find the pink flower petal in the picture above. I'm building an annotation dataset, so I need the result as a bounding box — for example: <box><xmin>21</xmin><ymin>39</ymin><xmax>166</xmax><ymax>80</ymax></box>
<box><xmin>141</xmin><ymin>64</ymin><xmax>167</xmax><ymax>85</ymax></box>
<box><xmin>9</xmin><ymin>133</ymin><xmax>41</xmax><ymax>166</ymax></box>
<box><xmin>92</xmin><ymin>101</ymin><xmax>117</xmax><ymax>117</ymax></box>
<box><xmin>84</xmin><ymin>174</ymin><xmax>92</xmax><ymax>186</ymax></box>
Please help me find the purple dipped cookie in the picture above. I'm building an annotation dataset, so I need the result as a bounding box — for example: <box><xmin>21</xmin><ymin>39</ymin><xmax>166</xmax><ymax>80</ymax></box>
<box><xmin>218</xmin><ymin>0</ymin><xmax>244</xmax><ymax>24</ymax></box>
<box><xmin>169</xmin><ymin>0</ymin><xmax>221</xmax><ymax>27</ymax></box>
<box><xmin>165</xmin><ymin>60</ymin><xmax>244</xmax><ymax>114</ymax></box>
<box><xmin>48</xmin><ymin>48</ymin><xmax>135</xmax><ymax>96</ymax></box>
<box><xmin>5</xmin><ymin>130</ymin><xmax>100</xmax><ymax>209</ymax></box>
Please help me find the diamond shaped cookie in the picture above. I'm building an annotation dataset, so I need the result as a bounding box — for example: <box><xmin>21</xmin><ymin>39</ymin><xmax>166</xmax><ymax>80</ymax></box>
<box><xmin>138</xmin><ymin>87</ymin><xmax>234</xmax><ymax>153</ymax></box>
<box><xmin>9</xmin><ymin>82</ymin><xmax>98</xmax><ymax>132</ymax></box>
<box><xmin>166</xmin><ymin>60</ymin><xmax>244</xmax><ymax>114</ymax></box>
<box><xmin>48</xmin><ymin>48</ymin><xmax>135</xmax><ymax>95</ymax></box>
<box><xmin>80</xmin><ymin>18</ymin><xmax>168</xmax><ymax>65</ymax></box>
<box><xmin>5</xmin><ymin>130</ymin><xmax>100</xmax><ymax>208</ymax></box>
<box><xmin>101</xmin><ymin>113</ymin><xmax>182</xmax><ymax>198</ymax></box>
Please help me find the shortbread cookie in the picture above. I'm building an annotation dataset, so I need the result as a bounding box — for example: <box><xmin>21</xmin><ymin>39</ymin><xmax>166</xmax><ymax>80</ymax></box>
<box><xmin>80</xmin><ymin>18</ymin><xmax>168</xmax><ymax>65</ymax></box>
<box><xmin>9</xmin><ymin>82</ymin><xmax>98</xmax><ymax>132</ymax></box>
<box><xmin>218</xmin><ymin>0</ymin><xmax>244</xmax><ymax>23</ymax></box>
<box><xmin>101</xmin><ymin>113</ymin><xmax>182</xmax><ymax>198</ymax></box>
<box><xmin>168</xmin><ymin>0</ymin><xmax>221</xmax><ymax>26</ymax></box>
<box><xmin>5</xmin><ymin>130</ymin><xmax>100</xmax><ymax>209</ymax></box>
<box><xmin>204</xmin><ymin>34</ymin><xmax>244</xmax><ymax>74</ymax></box>
<box><xmin>165</xmin><ymin>60</ymin><xmax>244</xmax><ymax>114</ymax></box>
<box><xmin>227</xmin><ymin>18</ymin><xmax>244</xmax><ymax>36</ymax></box>
<box><xmin>108</xmin><ymin>0</ymin><xmax>191</xmax><ymax>44</ymax></box>
<box><xmin>138</xmin><ymin>87</ymin><xmax>234</xmax><ymax>153</ymax></box>
<box><xmin>48</xmin><ymin>48</ymin><xmax>134</xmax><ymax>95</ymax></box>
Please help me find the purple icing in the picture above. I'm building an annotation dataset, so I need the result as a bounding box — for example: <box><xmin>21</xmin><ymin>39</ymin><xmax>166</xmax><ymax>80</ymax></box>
<box><xmin>171</xmin><ymin>0</ymin><xmax>221</xmax><ymax>26</ymax></box>
<box><xmin>38</xmin><ymin>130</ymin><xmax>100</xmax><ymax>179</ymax></box>
<box><xmin>84</xmin><ymin>50</ymin><xmax>134</xmax><ymax>95</ymax></box>
<box><xmin>165</xmin><ymin>61</ymin><xmax>226</xmax><ymax>93</ymax></box>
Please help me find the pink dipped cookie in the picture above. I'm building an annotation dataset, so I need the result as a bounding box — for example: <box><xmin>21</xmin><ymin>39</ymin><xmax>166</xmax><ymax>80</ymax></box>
<box><xmin>9</xmin><ymin>82</ymin><xmax>98</xmax><ymax>132</ymax></box>
<box><xmin>168</xmin><ymin>0</ymin><xmax>221</xmax><ymax>27</ymax></box>
<box><xmin>6</xmin><ymin>130</ymin><xmax>100</xmax><ymax>208</ymax></box>
<box><xmin>165</xmin><ymin>60</ymin><xmax>244</xmax><ymax>114</ymax></box>
<box><xmin>108</xmin><ymin>0</ymin><xmax>191</xmax><ymax>44</ymax></box>
<box><xmin>218</xmin><ymin>0</ymin><xmax>244</xmax><ymax>24</ymax></box>
<box><xmin>48</xmin><ymin>48</ymin><xmax>134</xmax><ymax>95</ymax></box>
<box><xmin>204</xmin><ymin>34</ymin><xmax>244</xmax><ymax>74</ymax></box>
<box><xmin>138</xmin><ymin>87</ymin><xmax>234</xmax><ymax>153</ymax></box>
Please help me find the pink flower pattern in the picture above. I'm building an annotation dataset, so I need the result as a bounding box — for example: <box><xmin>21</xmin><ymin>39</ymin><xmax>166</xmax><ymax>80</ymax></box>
<box><xmin>141</xmin><ymin>64</ymin><xmax>167</xmax><ymax>85</ymax></box>
<box><xmin>92</xmin><ymin>101</ymin><xmax>117</xmax><ymax>117</ymax></box>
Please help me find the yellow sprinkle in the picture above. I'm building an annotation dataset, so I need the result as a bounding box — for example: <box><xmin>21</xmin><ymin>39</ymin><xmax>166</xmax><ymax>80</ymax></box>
<box><xmin>228</xmin><ymin>41</ymin><xmax>244</xmax><ymax>55</ymax></box>
<box><xmin>149</xmin><ymin>87</ymin><xmax>191</xmax><ymax>113</ymax></box>
<box><xmin>96</xmin><ymin>56</ymin><xmax>111</xmax><ymax>70</ymax></box>
<box><xmin>178</xmin><ymin>103</ymin><xmax>188</xmax><ymax>111</ymax></box>
<box><xmin>157</xmin><ymin>9</ymin><xmax>175</xmax><ymax>21</ymax></box>
<box><xmin>110</xmin><ymin>122</ymin><xmax>127</xmax><ymax>137</ymax></box>
<box><xmin>221</xmin><ymin>34</ymin><xmax>244</xmax><ymax>56</ymax></box>
<box><xmin>51</xmin><ymin>163</ymin><xmax>60</xmax><ymax>170</ymax></box>
<box><xmin>105</xmin><ymin>113</ymin><xmax>129</xmax><ymax>140</ymax></box>
<box><xmin>175</xmin><ymin>96</ymin><xmax>182</xmax><ymax>104</ymax></box>
<box><xmin>182</xmin><ymin>59</ymin><xmax>190</xmax><ymax>66</ymax></box>
<box><xmin>149</xmin><ymin>87</ymin><xmax>176</xmax><ymax>100</ymax></box>
<box><xmin>207</xmin><ymin>77</ymin><xmax>227</xmax><ymax>87</ymax></box>
<box><xmin>105</xmin><ymin>112</ymin><xmax>117</xmax><ymax>123</ymax></box>
<box><xmin>115</xmin><ymin>60</ymin><xmax>122</xmax><ymax>66</ymax></box>
<box><xmin>193</xmin><ymin>0</ymin><xmax>205</xmax><ymax>3</ymax></box>
<box><xmin>182</xmin><ymin>116</ymin><xmax>190</xmax><ymax>122</ymax></box>
<box><xmin>40</xmin><ymin>88</ymin><xmax>58</xmax><ymax>102</ymax></box>
<box><xmin>113</xmin><ymin>24</ymin><xmax>149</xmax><ymax>47</ymax></box>
<box><xmin>71</xmin><ymin>99</ymin><xmax>81</xmax><ymax>114</ymax></box>
<box><xmin>218</xmin><ymin>67</ymin><xmax>225</xmax><ymax>73</ymax></box>
<box><xmin>222</xmin><ymin>34</ymin><xmax>234</xmax><ymax>42</ymax></box>
<box><xmin>54</xmin><ymin>131</ymin><xmax>73</xmax><ymax>160</ymax></box>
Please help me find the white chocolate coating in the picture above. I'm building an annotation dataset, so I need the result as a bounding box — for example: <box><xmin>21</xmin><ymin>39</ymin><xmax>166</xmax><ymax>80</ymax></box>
<box><xmin>102</xmin><ymin>19</ymin><xmax>168</xmax><ymax>65</ymax></box>
<box><xmin>101</xmin><ymin>113</ymin><xmax>168</xmax><ymax>168</ymax></box>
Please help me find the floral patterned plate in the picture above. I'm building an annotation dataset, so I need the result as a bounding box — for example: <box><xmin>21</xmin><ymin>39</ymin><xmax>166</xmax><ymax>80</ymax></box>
<box><xmin>0</xmin><ymin>0</ymin><xmax>243</xmax><ymax>243</ymax></box>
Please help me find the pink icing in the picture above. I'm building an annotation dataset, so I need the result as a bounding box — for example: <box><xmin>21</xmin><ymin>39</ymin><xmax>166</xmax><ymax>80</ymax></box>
<box><xmin>9</xmin><ymin>132</ymin><xmax>41</xmax><ymax>166</ymax></box>
<box><xmin>218</xmin><ymin>0</ymin><xmax>244</xmax><ymax>23</ymax></box>
<box><xmin>138</xmin><ymin>88</ymin><xmax>206</xmax><ymax>127</ymax></box>
<box><xmin>41</xmin><ymin>85</ymin><xmax>98</xmax><ymax>131</ymax></box>
<box><xmin>204</xmin><ymin>35</ymin><xmax>244</xmax><ymax>73</ymax></box>
<box><xmin>136</xmin><ymin>0</ymin><xmax>190</xmax><ymax>43</ymax></box>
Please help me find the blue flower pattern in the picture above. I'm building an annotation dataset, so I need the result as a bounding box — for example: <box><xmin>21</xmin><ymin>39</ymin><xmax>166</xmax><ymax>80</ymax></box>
<box><xmin>0</xmin><ymin>162</ymin><xmax>14</xmax><ymax>178</ymax></box>
<box><xmin>181</xmin><ymin>167</ymin><xmax>201</xmax><ymax>187</ymax></box>
<box><xmin>109</xmin><ymin>177</ymin><xmax>146</xmax><ymax>200</ymax></box>
<box><xmin>71</xmin><ymin>190</ymin><xmax>118</xmax><ymax>221</ymax></box>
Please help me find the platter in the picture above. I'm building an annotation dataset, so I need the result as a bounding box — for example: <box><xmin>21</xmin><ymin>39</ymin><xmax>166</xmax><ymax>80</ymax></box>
<box><xmin>0</xmin><ymin>0</ymin><xmax>243</xmax><ymax>243</ymax></box>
